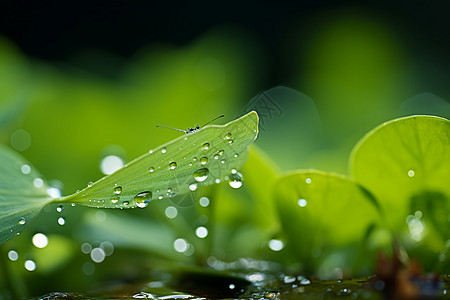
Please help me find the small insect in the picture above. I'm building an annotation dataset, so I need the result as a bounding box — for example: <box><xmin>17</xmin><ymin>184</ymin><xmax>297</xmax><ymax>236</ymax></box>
<box><xmin>157</xmin><ymin>115</ymin><xmax>225</xmax><ymax>134</ymax></box>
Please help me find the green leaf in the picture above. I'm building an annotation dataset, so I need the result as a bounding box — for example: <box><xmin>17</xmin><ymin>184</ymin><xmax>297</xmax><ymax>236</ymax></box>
<box><xmin>0</xmin><ymin>112</ymin><xmax>259</xmax><ymax>245</ymax></box>
<box><xmin>274</xmin><ymin>171</ymin><xmax>381</xmax><ymax>272</ymax></box>
<box><xmin>0</xmin><ymin>145</ymin><xmax>53</xmax><ymax>244</ymax></box>
<box><xmin>350</xmin><ymin>115</ymin><xmax>450</xmax><ymax>229</ymax></box>
<box><xmin>62</xmin><ymin>111</ymin><xmax>258</xmax><ymax>208</ymax></box>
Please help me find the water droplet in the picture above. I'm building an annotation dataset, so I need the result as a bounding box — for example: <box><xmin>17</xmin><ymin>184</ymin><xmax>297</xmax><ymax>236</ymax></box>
<box><xmin>33</xmin><ymin>178</ymin><xmax>44</xmax><ymax>188</ymax></box>
<box><xmin>122</xmin><ymin>201</ymin><xmax>129</xmax><ymax>207</ymax></box>
<box><xmin>194</xmin><ymin>168</ymin><xmax>209</xmax><ymax>182</ymax></box>
<box><xmin>149</xmin><ymin>167</ymin><xmax>155</xmax><ymax>173</ymax></box>
<box><xmin>165</xmin><ymin>206</ymin><xmax>178</xmax><ymax>219</ymax></box>
<box><xmin>18</xmin><ymin>217</ymin><xmax>26</xmax><ymax>225</ymax></box>
<box><xmin>228</xmin><ymin>172</ymin><xmax>243</xmax><ymax>189</ymax></box>
<box><xmin>220</xmin><ymin>159</ymin><xmax>226</xmax><ymax>164</ymax></box>
<box><xmin>87</xmin><ymin>181</ymin><xmax>94</xmax><ymax>187</ymax></box>
<box><xmin>199</xmin><ymin>197</ymin><xmax>210</xmax><ymax>207</ymax></box>
<box><xmin>228</xmin><ymin>139</ymin><xmax>233</xmax><ymax>144</ymax></box>
<box><xmin>21</xmin><ymin>164</ymin><xmax>31</xmax><ymax>174</ymax></box>
<box><xmin>100</xmin><ymin>155</ymin><xmax>124</xmax><ymax>175</ymax></box>
<box><xmin>193</xmin><ymin>157</ymin><xmax>198</xmax><ymax>162</ymax></box>
<box><xmin>188</xmin><ymin>162</ymin><xmax>193</xmax><ymax>166</ymax></box>
<box><xmin>200</xmin><ymin>157</ymin><xmax>208</xmax><ymax>165</ymax></box>
<box><xmin>149</xmin><ymin>149</ymin><xmax>153</xmax><ymax>154</ymax></box>
<box><xmin>306</xmin><ymin>178</ymin><xmax>312</xmax><ymax>184</ymax></box>
<box><xmin>269</xmin><ymin>239</ymin><xmax>284</xmax><ymax>251</ymax></box>
<box><xmin>234</xmin><ymin>153</ymin><xmax>238</xmax><ymax>158</ymax></box>
<box><xmin>56</xmin><ymin>205</ymin><xmax>64</xmax><ymax>213</ymax></box>
<box><xmin>161</xmin><ymin>147</ymin><xmax>167</xmax><ymax>154</ymax></box>
<box><xmin>32</xmin><ymin>233</ymin><xmax>48</xmax><ymax>248</ymax></box>
<box><xmin>202</xmin><ymin>143</ymin><xmax>210</xmax><ymax>150</ymax></box>
<box><xmin>229</xmin><ymin>284</ymin><xmax>235</xmax><ymax>290</ymax></box>
<box><xmin>24</xmin><ymin>260</ymin><xmax>36</xmax><ymax>271</ymax></box>
<box><xmin>408</xmin><ymin>169</ymin><xmax>415</xmax><ymax>177</ymax></box>
<box><xmin>300</xmin><ymin>278</ymin><xmax>311</xmax><ymax>285</ymax></box>
<box><xmin>111</xmin><ymin>197</ymin><xmax>119</xmax><ymax>204</ymax></box>
<box><xmin>58</xmin><ymin>217</ymin><xmax>65</xmax><ymax>225</ymax></box>
<box><xmin>189</xmin><ymin>183</ymin><xmax>198</xmax><ymax>191</ymax></box>
<box><xmin>195</xmin><ymin>226</ymin><xmax>208</xmax><ymax>238</ymax></box>
<box><xmin>91</xmin><ymin>247</ymin><xmax>106</xmax><ymax>263</ymax></box>
<box><xmin>298</xmin><ymin>199</ymin><xmax>307</xmax><ymax>207</ymax></box>
<box><xmin>169</xmin><ymin>162</ymin><xmax>177</xmax><ymax>170</ymax></box>
<box><xmin>173</xmin><ymin>238</ymin><xmax>188</xmax><ymax>252</ymax></box>
<box><xmin>114</xmin><ymin>186</ymin><xmax>122</xmax><ymax>195</ymax></box>
<box><xmin>135</xmin><ymin>191</ymin><xmax>152</xmax><ymax>208</ymax></box>
<box><xmin>284</xmin><ymin>275</ymin><xmax>296</xmax><ymax>284</ymax></box>
<box><xmin>214</xmin><ymin>154</ymin><xmax>219</xmax><ymax>159</ymax></box>
<box><xmin>8</xmin><ymin>250</ymin><xmax>18</xmax><ymax>261</ymax></box>
<box><xmin>225</xmin><ymin>133</ymin><xmax>232</xmax><ymax>140</ymax></box>
<box><xmin>231</xmin><ymin>168</ymin><xmax>237</xmax><ymax>174</ymax></box>
<box><xmin>215</xmin><ymin>178</ymin><xmax>221</xmax><ymax>184</ymax></box>
<box><xmin>158</xmin><ymin>196</ymin><xmax>163</xmax><ymax>200</ymax></box>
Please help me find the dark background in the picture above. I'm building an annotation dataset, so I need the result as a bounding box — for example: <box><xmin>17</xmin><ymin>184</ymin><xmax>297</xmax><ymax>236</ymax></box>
<box><xmin>1</xmin><ymin>1</ymin><xmax>449</xmax><ymax>86</ymax></box>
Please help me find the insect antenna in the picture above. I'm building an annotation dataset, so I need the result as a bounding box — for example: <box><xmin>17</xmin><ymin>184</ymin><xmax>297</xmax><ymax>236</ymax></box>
<box><xmin>155</xmin><ymin>125</ymin><xmax>187</xmax><ymax>133</ymax></box>
<box><xmin>201</xmin><ymin>115</ymin><xmax>225</xmax><ymax>127</ymax></box>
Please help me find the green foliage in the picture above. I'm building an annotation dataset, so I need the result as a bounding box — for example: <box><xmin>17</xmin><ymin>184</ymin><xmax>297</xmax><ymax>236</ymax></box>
<box><xmin>0</xmin><ymin>145</ymin><xmax>53</xmax><ymax>244</ymax></box>
<box><xmin>63</xmin><ymin>111</ymin><xmax>258</xmax><ymax>209</ymax></box>
<box><xmin>274</xmin><ymin>171</ymin><xmax>381</xmax><ymax>273</ymax></box>
<box><xmin>0</xmin><ymin>112</ymin><xmax>258</xmax><ymax>244</ymax></box>
<box><xmin>350</xmin><ymin>115</ymin><xmax>450</xmax><ymax>230</ymax></box>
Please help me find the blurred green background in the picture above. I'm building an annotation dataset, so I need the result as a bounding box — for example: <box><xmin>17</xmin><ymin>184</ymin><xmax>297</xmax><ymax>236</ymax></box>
<box><xmin>0</xmin><ymin>1</ymin><xmax>449</xmax><ymax>297</ymax></box>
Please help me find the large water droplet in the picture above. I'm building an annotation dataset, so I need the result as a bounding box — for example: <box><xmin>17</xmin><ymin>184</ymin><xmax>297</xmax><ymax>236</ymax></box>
<box><xmin>228</xmin><ymin>172</ymin><xmax>243</xmax><ymax>189</ymax></box>
<box><xmin>194</xmin><ymin>168</ymin><xmax>209</xmax><ymax>182</ymax></box>
<box><xmin>135</xmin><ymin>191</ymin><xmax>152</xmax><ymax>208</ymax></box>
<box><xmin>32</xmin><ymin>233</ymin><xmax>48</xmax><ymax>248</ymax></box>
<box><xmin>114</xmin><ymin>186</ymin><xmax>122</xmax><ymax>195</ymax></box>
<box><xmin>18</xmin><ymin>217</ymin><xmax>26</xmax><ymax>225</ymax></box>
<box><xmin>225</xmin><ymin>133</ymin><xmax>232</xmax><ymax>140</ymax></box>
<box><xmin>200</xmin><ymin>157</ymin><xmax>208</xmax><ymax>165</ymax></box>
<box><xmin>202</xmin><ymin>143</ymin><xmax>210</xmax><ymax>150</ymax></box>
<box><xmin>169</xmin><ymin>162</ymin><xmax>177</xmax><ymax>170</ymax></box>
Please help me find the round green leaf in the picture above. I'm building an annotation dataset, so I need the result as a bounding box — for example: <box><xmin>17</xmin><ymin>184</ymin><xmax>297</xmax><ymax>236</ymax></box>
<box><xmin>350</xmin><ymin>115</ymin><xmax>450</xmax><ymax>230</ymax></box>
<box><xmin>274</xmin><ymin>171</ymin><xmax>381</xmax><ymax>271</ymax></box>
